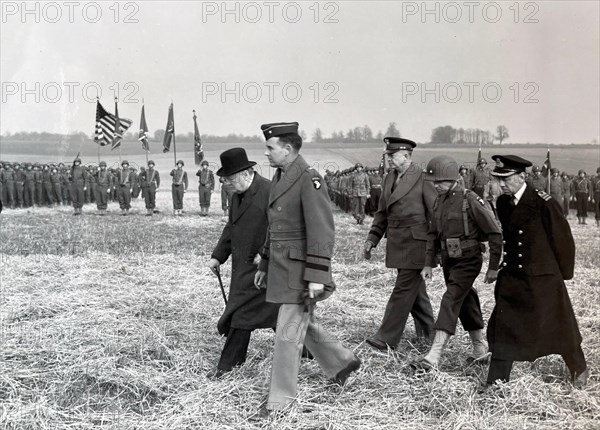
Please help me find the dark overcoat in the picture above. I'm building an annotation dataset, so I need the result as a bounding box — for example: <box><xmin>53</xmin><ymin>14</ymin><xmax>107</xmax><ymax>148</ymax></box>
<box><xmin>211</xmin><ymin>173</ymin><xmax>279</xmax><ymax>335</ymax></box>
<box><xmin>367</xmin><ymin>163</ymin><xmax>437</xmax><ymax>269</ymax></box>
<box><xmin>487</xmin><ymin>185</ymin><xmax>582</xmax><ymax>361</ymax></box>
<box><xmin>258</xmin><ymin>155</ymin><xmax>336</xmax><ymax>304</ymax></box>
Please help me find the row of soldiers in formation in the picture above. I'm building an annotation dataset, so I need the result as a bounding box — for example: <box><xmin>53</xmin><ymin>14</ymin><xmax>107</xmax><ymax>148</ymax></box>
<box><xmin>325</xmin><ymin>159</ymin><xmax>600</xmax><ymax>226</ymax></box>
<box><xmin>0</xmin><ymin>159</ymin><xmax>236</xmax><ymax>217</ymax></box>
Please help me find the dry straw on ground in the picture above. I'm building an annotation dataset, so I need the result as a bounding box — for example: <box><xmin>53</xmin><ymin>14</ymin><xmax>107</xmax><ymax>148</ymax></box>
<box><xmin>1</xmin><ymin>191</ymin><xmax>599</xmax><ymax>429</ymax></box>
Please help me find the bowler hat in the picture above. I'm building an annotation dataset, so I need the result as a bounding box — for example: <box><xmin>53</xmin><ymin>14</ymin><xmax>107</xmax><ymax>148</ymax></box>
<box><xmin>217</xmin><ymin>148</ymin><xmax>256</xmax><ymax>177</ymax></box>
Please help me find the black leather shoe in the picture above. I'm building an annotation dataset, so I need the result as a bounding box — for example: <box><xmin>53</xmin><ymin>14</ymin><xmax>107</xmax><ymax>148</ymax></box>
<box><xmin>366</xmin><ymin>337</ymin><xmax>392</xmax><ymax>351</ymax></box>
<box><xmin>333</xmin><ymin>356</ymin><xmax>361</xmax><ymax>385</ymax></box>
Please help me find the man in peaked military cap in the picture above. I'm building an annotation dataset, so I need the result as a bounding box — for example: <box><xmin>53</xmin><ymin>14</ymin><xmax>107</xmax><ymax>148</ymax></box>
<box><xmin>484</xmin><ymin>155</ymin><xmax>588</xmax><ymax>389</ymax></box>
<box><xmin>363</xmin><ymin>137</ymin><xmax>436</xmax><ymax>350</ymax></box>
<box><xmin>254</xmin><ymin>121</ymin><xmax>360</xmax><ymax>416</ymax></box>
<box><xmin>207</xmin><ymin>148</ymin><xmax>280</xmax><ymax>378</ymax></box>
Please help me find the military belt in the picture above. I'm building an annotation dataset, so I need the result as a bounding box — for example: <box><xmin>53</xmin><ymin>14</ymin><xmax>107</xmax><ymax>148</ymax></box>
<box><xmin>441</xmin><ymin>239</ymin><xmax>480</xmax><ymax>250</ymax></box>
<box><xmin>387</xmin><ymin>216</ymin><xmax>427</xmax><ymax>227</ymax></box>
<box><xmin>269</xmin><ymin>230</ymin><xmax>306</xmax><ymax>241</ymax></box>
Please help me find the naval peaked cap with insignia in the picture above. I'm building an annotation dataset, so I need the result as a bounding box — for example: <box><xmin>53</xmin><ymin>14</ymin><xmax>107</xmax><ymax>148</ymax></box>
<box><xmin>261</xmin><ymin>122</ymin><xmax>299</xmax><ymax>140</ymax></box>
<box><xmin>384</xmin><ymin>137</ymin><xmax>417</xmax><ymax>153</ymax></box>
<box><xmin>490</xmin><ymin>155</ymin><xmax>532</xmax><ymax>177</ymax></box>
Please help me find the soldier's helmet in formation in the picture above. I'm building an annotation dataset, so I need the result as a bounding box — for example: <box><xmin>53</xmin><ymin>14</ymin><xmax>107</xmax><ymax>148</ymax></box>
<box><xmin>550</xmin><ymin>167</ymin><xmax>559</xmax><ymax>174</ymax></box>
<box><xmin>177</xmin><ymin>160</ymin><xmax>185</xmax><ymax>166</ymax></box>
<box><xmin>121</xmin><ymin>160</ymin><xmax>129</xmax><ymax>166</ymax></box>
<box><xmin>578</xmin><ymin>169</ymin><xmax>586</xmax><ymax>176</ymax></box>
<box><xmin>532</xmin><ymin>165</ymin><xmax>541</xmax><ymax>173</ymax></box>
<box><xmin>201</xmin><ymin>160</ymin><xmax>209</xmax><ymax>166</ymax></box>
<box><xmin>99</xmin><ymin>161</ymin><xmax>107</xmax><ymax>167</ymax></box>
<box><xmin>477</xmin><ymin>157</ymin><xmax>487</xmax><ymax>165</ymax></box>
<box><xmin>148</xmin><ymin>160</ymin><xmax>155</xmax><ymax>166</ymax></box>
<box><xmin>424</xmin><ymin>155</ymin><xmax>460</xmax><ymax>182</ymax></box>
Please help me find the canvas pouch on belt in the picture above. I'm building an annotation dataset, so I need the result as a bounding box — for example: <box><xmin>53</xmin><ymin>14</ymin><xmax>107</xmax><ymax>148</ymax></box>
<box><xmin>446</xmin><ymin>238</ymin><xmax>462</xmax><ymax>258</ymax></box>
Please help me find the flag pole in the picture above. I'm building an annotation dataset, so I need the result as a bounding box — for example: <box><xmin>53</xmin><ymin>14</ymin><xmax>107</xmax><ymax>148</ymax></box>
<box><xmin>96</xmin><ymin>97</ymin><xmax>101</xmax><ymax>165</ymax></box>
<box><xmin>172</xmin><ymin>101</ymin><xmax>177</xmax><ymax>166</ymax></box>
<box><xmin>143</xmin><ymin>99</ymin><xmax>148</xmax><ymax>166</ymax></box>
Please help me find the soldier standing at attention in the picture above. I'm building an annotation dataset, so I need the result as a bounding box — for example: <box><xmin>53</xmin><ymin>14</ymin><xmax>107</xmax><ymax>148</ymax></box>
<box><xmin>549</xmin><ymin>168</ymin><xmax>564</xmax><ymax>207</ymax></box>
<box><xmin>41</xmin><ymin>164</ymin><xmax>54</xmax><ymax>206</ymax></box>
<box><xmin>117</xmin><ymin>160</ymin><xmax>135</xmax><ymax>216</ymax></box>
<box><xmin>2</xmin><ymin>162</ymin><xmax>16</xmax><ymax>209</ymax></box>
<box><xmin>458</xmin><ymin>165</ymin><xmax>472</xmax><ymax>190</ymax></box>
<box><xmin>591</xmin><ymin>167</ymin><xmax>600</xmax><ymax>227</ymax></box>
<box><xmin>366</xmin><ymin>168</ymin><xmax>383</xmax><ymax>217</ymax></box>
<box><xmin>87</xmin><ymin>165</ymin><xmax>98</xmax><ymax>205</ymax></box>
<box><xmin>219</xmin><ymin>176</ymin><xmax>235</xmax><ymax>218</ymax></box>
<box><xmin>351</xmin><ymin>163</ymin><xmax>370</xmax><ymax>224</ymax></box>
<box><xmin>561</xmin><ymin>172</ymin><xmax>572</xmax><ymax>218</ymax></box>
<box><xmin>95</xmin><ymin>161</ymin><xmax>112</xmax><ymax>215</ymax></box>
<box><xmin>572</xmin><ymin>170</ymin><xmax>591</xmax><ymax>224</ymax></box>
<box><xmin>254</xmin><ymin>121</ymin><xmax>360</xmax><ymax>417</ymax></box>
<box><xmin>70</xmin><ymin>157</ymin><xmax>86</xmax><ymax>215</ymax></box>
<box><xmin>13</xmin><ymin>163</ymin><xmax>25</xmax><ymax>209</ymax></box>
<box><xmin>471</xmin><ymin>158</ymin><xmax>490</xmax><ymax>199</ymax></box>
<box><xmin>484</xmin><ymin>155</ymin><xmax>588</xmax><ymax>389</ymax></box>
<box><xmin>23</xmin><ymin>163</ymin><xmax>35</xmax><ymax>208</ymax></box>
<box><xmin>140</xmin><ymin>160</ymin><xmax>160</xmax><ymax>216</ymax></box>
<box><xmin>33</xmin><ymin>163</ymin><xmax>43</xmax><ymax>206</ymax></box>
<box><xmin>50</xmin><ymin>165</ymin><xmax>63</xmax><ymax>206</ymax></box>
<box><xmin>417</xmin><ymin>155</ymin><xmax>501</xmax><ymax>369</ymax></box>
<box><xmin>59</xmin><ymin>162</ymin><xmax>70</xmax><ymax>205</ymax></box>
<box><xmin>170</xmin><ymin>160</ymin><xmax>188</xmax><ymax>215</ymax></box>
<box><xmin>363</xmin><ymin>137</ymin><xmax>436</xmax><ymax>350</ymax></box>
<box><xmin>527</xmin><ymin>165</ymin><xmax>548</xmax><ymax>191</ymax></box>
<box><xmin>197</xmin><ymin>160</ymin><xmax>215</xmax><ymax>216</ymax></box>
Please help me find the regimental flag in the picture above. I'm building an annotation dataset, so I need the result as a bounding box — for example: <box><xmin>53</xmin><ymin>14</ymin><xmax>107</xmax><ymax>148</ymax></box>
<box><xmin>138</xmin><ymin>105</ymin><xmax>150</xmax><ymax>152</ymax></box>
<box><xmin>541</xmin><ymin>148</ymin><xmax>551</xmax><ymax>193</ymax></box>
<box><xmin>541</xmin><ymin>148</ymin><xmax>551</xmax><ymax>177</ymax></box>
<box><xmin>193</xmin><ymin>109</ymin><xmax>204</xmax><ymax>165</ymax></box>
<box><xmin>162</xmin><ymin>103</ymin><xmax>175</xmax><ymax>153</ymax></box>
<box><xmin>94</xmin><ymin>100</ymin><xmax>132</xmax><ymax>147</ymax></box>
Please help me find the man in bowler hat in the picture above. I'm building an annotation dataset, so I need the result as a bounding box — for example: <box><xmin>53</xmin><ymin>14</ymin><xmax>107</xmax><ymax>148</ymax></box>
<box><xmin>207</xmin><ymin>148</ymin><xmax>280</xmax><ymax>378</ymax></box>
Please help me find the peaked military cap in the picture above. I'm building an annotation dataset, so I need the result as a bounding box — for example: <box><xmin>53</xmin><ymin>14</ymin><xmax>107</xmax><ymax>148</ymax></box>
<box><xmin>490</xmin><ymin>155</ymin><xmax>532</xmax><ymax>177</ymax></box>
<box><xmin>384</xmin><ymin>137</ymin><xmax>416</xmax><ymax>153</ymax></box>
<box><xmin>261</xmin><ymin>122</ymin><xmax>299</xmax><ymax>140</ymax></box>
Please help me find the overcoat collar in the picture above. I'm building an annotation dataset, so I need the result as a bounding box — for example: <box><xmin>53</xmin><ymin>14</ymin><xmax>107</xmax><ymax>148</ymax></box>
<box><xmin>269</xmin><ymin>155</ymin><xmax>309</xmax><ymax>206</ymax></box>
<box><xmin>231</xmin><ymin>173</ymin><xmax>260</xmax><ymax>222</ymax></box>
<box><xmin>386</xmin><ymin>162</ymin><xmax>422</xmax><ymax>208</ymax></box>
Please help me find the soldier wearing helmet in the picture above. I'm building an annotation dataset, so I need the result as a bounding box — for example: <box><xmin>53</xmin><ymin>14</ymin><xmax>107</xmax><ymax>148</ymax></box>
<box><xmin>170</xmin><ymin>160</ymin><xmax>188</xmax><ymax>215</ymax></box>
<box><xmin>95</xmin><ymin>161</ymin><xmax>112</xmax><ymax>215</ymax></box>
<box><xmin>416</xmin><ymin>155</ymin><xmax>502</xmax><ymax>370</ymax></box>
<box><xmin>1</xmin><ymin>162</ymin><xmax>15</xmax><ymax>209</ymax></box>
<box><xmin>526</xmin><ymin>164</ymin><xmax>548</xmax><ymax>192</ymax></box>
<box><xmin>591</xmin><ymin>166</ymin><xmax>600</xmax><ymax>226</ymax></box>
<box><xmin>549</xmin><ymin>168</ymin><xmax>563</xmax><ymax>205</ymax></box>
<box><xmin>471</xmin><ymin>157</ymin><xmax>490</xmax><ymax>198</ymax></box>
<box><xmin>70</xmin><ymin>157</ymin><xmax>86</xmax><ymax>215</ymax></box>
<box><xmin>23</xmin><ymin>163</ymin><xmax>35</xmax><ymax>208</ymax></box>
<box><xmin>117</xmin><ymin>160</ymin><xmax>135</xmax><ymax>215</ymax></box>
<box><xmin>572</xmin><ymin>169</ymin><xmax>591</xmax><ymax>224</ymax></box>
<box><xmin>140</xmin><ymin>160</ymin><xmax>160</xmax><ymax>216</ymax></box>
<box><xmin>351</xmin><ymin>162</ymin><xmax>370</xmax><ymax>224</ymax></box>
<box><xmin>196</xmin><ymin>159</ymin><xmax>215</xmax><ymax>216</ymax></box>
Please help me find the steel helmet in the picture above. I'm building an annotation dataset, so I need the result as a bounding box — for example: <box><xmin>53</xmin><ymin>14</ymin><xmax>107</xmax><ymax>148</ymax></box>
<box><xmin>425</xmin><ymin>155</ymin><xmax>460</xmax><ymax>182</ymax></box>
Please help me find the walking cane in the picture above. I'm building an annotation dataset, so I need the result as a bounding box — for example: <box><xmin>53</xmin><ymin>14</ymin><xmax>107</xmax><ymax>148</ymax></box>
<box><xmin>211</xmin><ymin>266</ymin><xmax>228</xmax><ymax>305</ymax></box>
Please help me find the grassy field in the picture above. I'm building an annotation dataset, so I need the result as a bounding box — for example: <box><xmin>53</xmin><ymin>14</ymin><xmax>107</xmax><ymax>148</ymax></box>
<box><xmin>1</xmin><ymin>141</ymin><xmax>599</xmax><ymax>178</ymax></box>
<box><xmin>1</xmin><ymin>185</ymin><xmax>599</xmax><ymax>430</ymax></box>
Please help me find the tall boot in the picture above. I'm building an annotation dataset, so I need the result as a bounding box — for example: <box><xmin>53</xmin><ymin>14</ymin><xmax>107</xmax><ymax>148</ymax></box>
<box><xmin>582</xmin><ymin>217</ymin><xmax>587</xmax><ymax>225</ymax></box>
<box><xmin>146</xmin><ymin>208</ymin><xmax>152</xmax><ymax>217</ymax></box>
<box><xmin>420</xmin><ymin>330</ymin><xmax>450</xmax><ymax>368</ymax></box>
<box><xmin>467</xmin><ymin>330</ymin><xmax>490</xmax><ymax>363</ymax></box>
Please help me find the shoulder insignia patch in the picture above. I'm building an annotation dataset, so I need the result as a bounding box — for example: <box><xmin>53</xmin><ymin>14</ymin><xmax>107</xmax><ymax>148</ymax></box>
<box><xmin>312</xmin><ymin>177</ymin><xmax>322</xmax><ymax>189</ymax></box>
<box><xmin>537</xmin><ymin>190</ymin><xmax>552</xmax><ymax>201</ymax></box>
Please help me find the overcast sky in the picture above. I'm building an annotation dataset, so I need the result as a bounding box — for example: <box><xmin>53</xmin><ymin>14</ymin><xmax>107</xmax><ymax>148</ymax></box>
<box><xmin>1</xmin><ymin>1</ymin><xmax>599</xmax><ymax>144</ymax></box>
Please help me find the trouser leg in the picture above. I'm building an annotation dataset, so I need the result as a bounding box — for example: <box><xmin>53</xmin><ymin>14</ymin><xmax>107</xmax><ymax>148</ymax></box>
<box><xmin>486</xmin><ymin>356</ymin><xmax>513</xmax><ymax>384</ymax></box>
<box><xmin>374</xmin><ymin>269</ymin><xmax>433</xmax><ymax>346</ymax></box>
<box><xmin>217</xmin><ymin>328</ymin><xmax>252</xmax><ymax>371</ymax></box>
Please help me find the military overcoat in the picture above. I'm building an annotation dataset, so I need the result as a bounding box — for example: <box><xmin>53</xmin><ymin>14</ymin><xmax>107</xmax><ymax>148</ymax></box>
<box><xmin>487</xmin><ymin>185</ymin><xmax>582</xmax><ymax>361</ymax></box>
<box><xmin>212</xmin><ymin>174</ymin><xmax>279</xmax><ymax>334</ymax></box>
<box><xmin>258</xmin><ymin>155</ymin><xmax>335</xmax><ymax>304</ymax></box>
<box><xmin>367</xmin><ymin>163</ymin><xmax>437</xmax><ymax>269</ymax></box>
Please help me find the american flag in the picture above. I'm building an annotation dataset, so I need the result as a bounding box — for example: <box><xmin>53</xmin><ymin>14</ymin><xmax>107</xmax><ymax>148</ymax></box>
<box><xmin>94</xmin><ymin>100</ymin><xmax>132</xmax><ymax>148</ymax></box>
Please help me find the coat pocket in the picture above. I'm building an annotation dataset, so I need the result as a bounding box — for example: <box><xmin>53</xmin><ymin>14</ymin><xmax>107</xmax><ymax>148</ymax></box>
<box><xmin>287</xmin><ymin>245</ymin><xmax>307</xmax><ymax>290</ymax></box>
<box><xmin>410</xmin><ymin>223</ymin><xmax>429</xmax><ymax>241</ymax></box>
